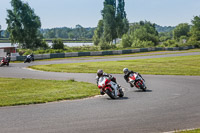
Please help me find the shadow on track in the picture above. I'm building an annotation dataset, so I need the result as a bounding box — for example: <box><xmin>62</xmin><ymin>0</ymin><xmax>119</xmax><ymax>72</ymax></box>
<box><xmin>106</xmin><ymin>96</ymin><xmax>129</xmax><ymax>100</ymax></box>
<box><xmin>134</xmin><ymin>89</ymin><xmax>153</xmax><ymax>92</ymax></box>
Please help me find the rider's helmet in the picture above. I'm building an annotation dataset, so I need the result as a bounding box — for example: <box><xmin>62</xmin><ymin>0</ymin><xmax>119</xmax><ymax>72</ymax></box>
<box><xmin>123</xmin><ymin>68</ymin><xmax>129</xmax><ymax>75</ymax></box>
<box><xmin>97</xmin><ymin>69</ymin><xmax>103</xmax><ymax>77</ymax></box>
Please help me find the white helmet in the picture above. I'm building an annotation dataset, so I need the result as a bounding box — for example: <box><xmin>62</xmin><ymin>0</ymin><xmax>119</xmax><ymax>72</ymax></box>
<box><xmin>123</xmin><ymin>68</ymin><xmax>129</xmax><ymax>74</ymax></box>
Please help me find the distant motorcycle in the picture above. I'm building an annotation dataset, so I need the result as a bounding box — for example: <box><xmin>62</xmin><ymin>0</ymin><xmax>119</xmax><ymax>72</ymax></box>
<box><xmin>24</xmin><ymin>55</ymin><xmax>34</xmax><ymax>63</ymax></box>
<box><xmin>128</xmin><ymin>73</ymin><xmax>147</xmax><ymax>91</ymax></box>
<box><xmin>0</xmin><ymin>57</ymin><xmax>9</xmax><ymax>67</ymax></box>
<box><xmin>97</xmin><ymin>76</ymin><xmax>124</xmax><ymax>99</ymax></box>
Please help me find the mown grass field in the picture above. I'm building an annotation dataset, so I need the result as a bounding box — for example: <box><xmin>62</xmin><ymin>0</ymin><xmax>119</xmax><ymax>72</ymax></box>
<box><xmin>0</xmin><ymin>78</ymin><xmax>98</xmax><ymax>106</ymax></box>
<box><xmin>175</xmin><ymin>129</ymin><xmax>200</xmax><ymax>133</ymax></box>
<box><xmin>30</xmin><ymin>55</ymin><xmax>200</xmax><ymax>76</ymax></box>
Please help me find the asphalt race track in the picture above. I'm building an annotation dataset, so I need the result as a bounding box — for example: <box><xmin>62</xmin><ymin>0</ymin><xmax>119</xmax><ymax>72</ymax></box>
<box><xmin>0</xmin><ymin>52</ymin><xmax>200</xmax><ymax>133</ymax></box>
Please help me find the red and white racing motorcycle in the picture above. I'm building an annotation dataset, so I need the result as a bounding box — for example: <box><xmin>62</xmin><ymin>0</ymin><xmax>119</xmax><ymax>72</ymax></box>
<box><xmin>97</xmin><ymin>76</ymin><xmax>124</xmax><ymax>99</ymax></box>
<box><xmin>0</xmin><ymin>57</ymin><xmax>9</xmax><ymax>67</ymax></box>
<box><xmin>128</xmin><ymin>73</ymin><xmax>147</xmax><ymax>91</ymax></box>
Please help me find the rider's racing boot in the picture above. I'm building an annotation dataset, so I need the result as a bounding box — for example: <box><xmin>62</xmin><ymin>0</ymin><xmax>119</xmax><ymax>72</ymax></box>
<box><xmin>100</xmin><ymin>90</ymin><xmax>105</xmax><ymax>95</ymax></box>
<box><xmin>130</xmin><ymin>83</ymin><xmax>134</xmax><ymax>87</ymax></box>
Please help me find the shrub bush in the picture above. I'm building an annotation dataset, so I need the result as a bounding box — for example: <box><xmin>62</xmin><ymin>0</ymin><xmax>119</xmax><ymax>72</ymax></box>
<box><xmin>120</xmin><ymin>34</ymin><xmax>132</xmax><ymax>48</ymax></box>
<box><xmin>52</xmin><ymin>39</ymin><xmax>64</xmax><ymax>49</ymax></box>
<box><xmin>132</xmin><ymin>39</ymin><xmax>154</xmax><ymax>48</ymax></box>
<box><xmin>99</xmin><ymin>39</ymin><xmax>111</xmax><ymax>50</ymax></box>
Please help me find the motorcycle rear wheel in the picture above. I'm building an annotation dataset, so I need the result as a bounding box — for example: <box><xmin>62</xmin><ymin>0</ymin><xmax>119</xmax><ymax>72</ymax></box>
<box><xmin>118</xmin><ymin>89</ymin><xmax>124</xmax><ymax>97</ymax></box>
<box><xmin>141</xmin><ymin>86</ymin><xmax>146</xmax><ymax>91</ymax></box>
<box><xmin>136</xmin><ymin>81</ymin><xmax>146</xmax><ymax>91</ymax></box>
<box><xmin>105</xmin><ymin>89</ymin><xmax>116</xmax><ymax>99</ymax></box>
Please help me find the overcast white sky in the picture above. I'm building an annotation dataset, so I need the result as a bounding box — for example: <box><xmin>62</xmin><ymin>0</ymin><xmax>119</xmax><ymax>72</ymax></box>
<box><xmin>0</xmin><ymin>0</ymin><xmax>200</xmax><ymax>30</ymax></box>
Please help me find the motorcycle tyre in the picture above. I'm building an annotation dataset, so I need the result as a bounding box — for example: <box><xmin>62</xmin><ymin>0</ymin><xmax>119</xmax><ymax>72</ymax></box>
<box><xmin>139</xmin><ymin>80</ymin><xmax>147</xmax><ymax>91</ymax></box>
<box><xmin>139</xmin><ymin>83</ymin><xmax>146</xmax><ymax>92</ymax></box>
<box><xmin>0</xmin><ymin>62</ymin><xmax>5</xmax><ymax>66</ymax></box>
<box><xmin>118</xmin><ymin>89</ymin><xmax>124</xmax><ymax>97</ymax></box>
<box><xmin>141</xmin><ymin>86</ymin><xmax>146</xmax><ymax>91</ymax></box>
<box><xmin>135</xmin><ymin>81</ymin><xmax>146</xmax><ymax>92</ymax></box>
<box><xmin>105</xmin><ymin>89</ymin><xmax>116</xmax><ymax>99</ymax></box>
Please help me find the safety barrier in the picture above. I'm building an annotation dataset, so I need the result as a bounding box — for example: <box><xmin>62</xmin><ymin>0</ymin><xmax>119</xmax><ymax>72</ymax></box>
<box><xmin>0</xmin><ymin>46</ymin><xmax>196</xmax><ymax>61</ymax></box>
<box><xmin>50</xmin><ymin>53</ymin><xmax>65</xmax><ymax>58</ymax></box>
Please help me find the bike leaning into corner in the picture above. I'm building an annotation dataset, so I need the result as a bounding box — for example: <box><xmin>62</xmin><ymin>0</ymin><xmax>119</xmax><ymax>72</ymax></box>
<box><xmin>96</xmin><ymin>69</ymin><xmax>124</xmax><ymax>99</ymax></box>
<box><xmin>0</xmin><ymin>55</ymin><xmax>10</xmax><ymax>67</ymax></box>
<box><xmin>24</xmin><ymin>53</ymin><xmax>34</xmax><ymax>63</ymax></box>
<box><xmin>123</xmin><ymin>68</ymin><xmax>147</xmax><ymax>91</ymax></box>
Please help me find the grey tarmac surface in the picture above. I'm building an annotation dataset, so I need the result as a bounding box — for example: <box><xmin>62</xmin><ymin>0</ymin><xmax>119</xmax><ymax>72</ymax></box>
<box><xmin>0</xmin><ymin>52</ymin><xmax>200</xmax><ymax>133</ymax></box>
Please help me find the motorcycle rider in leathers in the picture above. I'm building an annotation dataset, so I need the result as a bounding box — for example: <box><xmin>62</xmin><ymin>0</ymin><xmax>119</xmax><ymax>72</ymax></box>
<box><xmin>123</xmin><ymin>68</ymin><xmax>144</xmax><ymax>87</ymax></box>
<box><xmin>96</xmin><ymin>69</ymin><xmax>120</xmax><ymax>95</ymax></box>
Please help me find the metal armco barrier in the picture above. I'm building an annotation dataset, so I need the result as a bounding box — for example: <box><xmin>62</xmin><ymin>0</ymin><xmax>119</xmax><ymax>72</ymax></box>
<box><xmin>5</xmin><ymin>46</ymin><xmax>196</xmax><ymax>61</ymax></box>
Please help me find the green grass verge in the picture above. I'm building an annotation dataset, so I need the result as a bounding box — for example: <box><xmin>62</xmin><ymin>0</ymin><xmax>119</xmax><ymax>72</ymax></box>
<box><xmin>0</xmin><ymin>78</ymin><xmax>99</xmax><ymax>107</ymax></box>
<box><xmin>175</xmin><ymin>129</ymin><xmax>200</xmax><ymax>133</ymax></box>
<box><xmin>29</xmin><ymin>55</ymin><xmax>200</xmax><ymax>76</ymax></box>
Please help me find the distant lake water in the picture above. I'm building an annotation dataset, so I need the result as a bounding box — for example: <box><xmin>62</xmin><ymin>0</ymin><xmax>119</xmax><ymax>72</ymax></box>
<box><xmin>0</xmin><ymin>42</ymin><xmax>93</xmax><ymax>48</ymax></box>
<box><xmin>49</xmin><ymin>42</ymin><xmax>93</xmax><ymax>47</ymax></box>
<box><xmin>0</xmin><ymin>43</ymin><xmax>17</xmax><ymax>47</ymax></box>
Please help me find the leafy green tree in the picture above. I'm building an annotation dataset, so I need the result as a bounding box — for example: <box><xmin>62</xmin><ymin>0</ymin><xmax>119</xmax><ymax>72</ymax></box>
<box><xmin>121</xmin><ymin>33</ymin><xmax>132</xmax><ymax>48</ymax></box>
<box><xmin>132</xmin><ymin>39</ymin><xmax>154</xmax><ymax>48</ymax></box>
<box><xmin>68</xmin><ymin>32</ymin><xmax>75</xmax><ymax>39</ymax></box>
<box><xmin>162</xmin><ymin>39</ymin><xmax>178</xmax><ymax>47</ymax></box>
<box><xmin>42</xmin><ymin>26</ymin><xmax>94</xmax><ymax>40</ymax></box>
<box><xmin>85</xmin><ymin>28</ymin><xmax>95</xmax><ymax>38</ymax></box>
<box><xmin>104</xmin><ymin>0</ymin><xmax>116</xmax><ymax>8</ymax></box>
<box><xmin>74</xmin><ymin>24</ymin><xmax>87</xmax><ymax>39</ymax></box>
<box><xmin>102</xmin><ymin>4</ymin><xmax>117</xmax><ymax>43</ymax></box>
<box><xmin>173</xmin><ymin>23</ymin><xmax>190</xmax><ymax>41</ymax></box>
<box><xmin>93</xmin><ymin>20</ymin><xmax>104</xmax><ymax>46</ymax></box>
<box><xmin>116</xmin><ymin>0</ymin><xmax>129</xmax><ymax>38</ymax></box>
<box><xmin>52</xmin><ymin>38</ymin><xmax>64</xmax><ymax>49</ymax></box>
<box><xmin>47</xmin><ymin>30</ymin><xmax>56</xmax><ymax>38</ymax></box>
<box><xmin>94</xmin><ymin>0</ymin><xmax>129</xmax><ymax>48</ymax></box>
<box><xmin>122</xmin><ymin>18</ymin><xmax>129</xmax><ymax>36</ymax></box>
<box><xmin>130</xmin><ymin>21</ymin><xmax>159</xmax><ymax>46</ymax></box>
<box><xmin>159</xmin><ymin>32</ymin><xmax>173</xmax><ymax>42</ymax></box>
<box><xmin>6</xmin><ymin>0</ymin><xmax>41</xmax><ymax>49</ymax></box>
<box><xmin>155</xmin><ymin>24</ymin><xmax>175</xmax><ymax>33</ymax></box>
<box><xmin>99</xmin><ymin>37</ymin><xmax>111</xmax><ymax>50</ymax></box>
<box><xmin>189</xmin><ymin>16</ymin><xmax>200</xmax><ymax>42</ymax></box>
<box><xmin>120</xmin><ymin>21</ymin><xmax>158</xmax><ymax>48</ymax></box>
<box><xmin>40</xmin><ymin>39</ymin><xmax>49</xmax><ymax>50</ymax></box>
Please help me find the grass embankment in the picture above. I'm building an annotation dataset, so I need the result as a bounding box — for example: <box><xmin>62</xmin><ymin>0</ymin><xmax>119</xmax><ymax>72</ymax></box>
<box><xmin>0</xmin><ymin>78</ymin><xmax>98</xmax><ymax>107</ymax></box>
<box><xmin>175</xmin><ymin>129</ymin><xmax>200</xmax><ymax>133</ymax></box>
<box><xmin>30</xmin><ymin>55</ymin><xmax>200</xmax><ymax>76</ymax></box>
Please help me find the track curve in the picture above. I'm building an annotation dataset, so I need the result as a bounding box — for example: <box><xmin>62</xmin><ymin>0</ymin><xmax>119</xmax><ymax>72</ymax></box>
<box><xmin>0</xmin><ymin>52</ymin><xmax>200</xmax><ymax>133</ymax></box>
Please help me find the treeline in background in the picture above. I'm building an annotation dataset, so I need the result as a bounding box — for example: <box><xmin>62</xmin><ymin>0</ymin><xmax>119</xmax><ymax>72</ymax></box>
<box><xmin>0</xmin><ymin>0</ymin><xmax>200</xmax><ymax>55</ymax></box>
